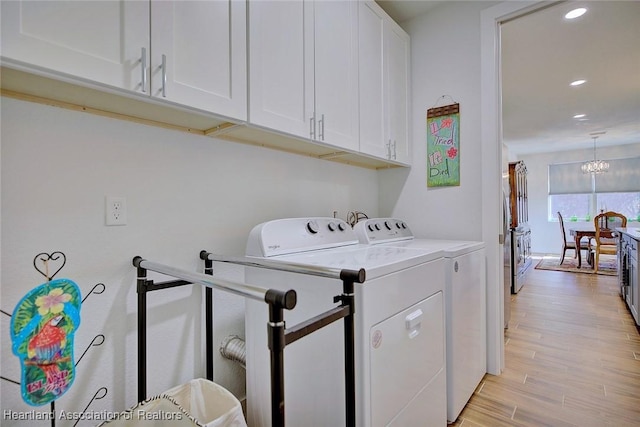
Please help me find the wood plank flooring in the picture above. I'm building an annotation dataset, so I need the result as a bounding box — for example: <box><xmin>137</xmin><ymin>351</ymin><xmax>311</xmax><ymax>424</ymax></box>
<box><xmin>451</xmin><ymin>256</ymin><xmax>640</xmax><ymax>427</ymax></box>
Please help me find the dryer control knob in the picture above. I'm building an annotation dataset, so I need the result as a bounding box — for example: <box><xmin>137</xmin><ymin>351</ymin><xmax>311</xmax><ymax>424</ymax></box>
<box><xmin>385</xmin><ymin>221</ymin><xmax>393</xmax><ymax>230</ymax></box>
<box><xmin>307</xmin><ymin>221</ymin><xmax>319</xmax><ymax>234</ymax></box>
<box><xmin>338</xmin><ymin>222</ymin><xmax>346</xmax><ymax>231</ymax></box>
<box><xmin>368</xmin><ymin>224</ymin><xmax>376</xmax><ymax>232</ymax></box>
<box><xmin>328</xmin><ymin>222</ymin><xmax>337</xmax><ymax>232</ymax></box>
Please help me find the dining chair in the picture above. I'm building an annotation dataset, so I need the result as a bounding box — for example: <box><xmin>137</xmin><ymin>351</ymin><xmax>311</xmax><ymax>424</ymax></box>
<box><xmin>557</xmin><ymin>211</ymin><xmax>590</xmax><ymax>265</ymax></box>
<box><xmin>592</xmin><ymin>211</ymin><xmax>627</xmax><ymax>273</ymax></box>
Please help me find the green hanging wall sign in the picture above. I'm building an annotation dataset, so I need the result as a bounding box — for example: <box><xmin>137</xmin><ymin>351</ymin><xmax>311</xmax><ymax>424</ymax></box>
<box><xmin>427</xmin><ymin>102</ymin><xmax>460</xmax><ymax>187</ymax></box>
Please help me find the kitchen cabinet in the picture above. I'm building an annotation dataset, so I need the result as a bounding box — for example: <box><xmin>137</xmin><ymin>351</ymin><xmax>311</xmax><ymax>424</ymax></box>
<box><xmin>619</xmin><ymin>229</ymin><xmax>639</xmax><ymax>325</ymax></box>
<box><xmin>631</xmin><ymin>239</ymin><xmax>638</xmax><ymax>324</ymax></box>
<box><xmin>248</xmin><ymin>0</ymin><xmax>359</xmax><ymax>151</ymax></box>
<box><xmin>358</xmin><ymin>1</ymin><xmax>411</xmax><ymax>165</ymax></box>
<box><xmin>1</xmin><ymin>0</ymin><xmax>246</xmax><ymax>120</ymax></box>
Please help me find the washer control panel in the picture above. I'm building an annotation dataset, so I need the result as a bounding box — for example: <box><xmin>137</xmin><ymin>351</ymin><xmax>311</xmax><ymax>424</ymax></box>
<box><xmin>354</xmin><ymin>218</ymin><xmax>414</xmax><ymax>244</ymax></box>
<box><xmin>246</xmin><ymin>217</ymin><xmax>358</xmax><ymax>257</ymax></box>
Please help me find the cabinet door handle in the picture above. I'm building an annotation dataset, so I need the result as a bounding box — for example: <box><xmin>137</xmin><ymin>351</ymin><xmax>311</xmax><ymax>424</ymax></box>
<box><xmin>393</xmin><ymin>140</ymin><xmax>397</xmax><ymax>159</ymax></box>
<box><xmin>319</xmin><ymin>114</ymin><xmax>325</xmax><ymax>141</ymax></box>
<box><xmin>387</xmin><ymin>140</ymin><xmax>392</xmax><ymax>159</ymax></box>
<box><xmin>161</xmin><ymin>54</ymin><xmax>167</xmax><ymax>98</ymax></box>
<box><xmin>310</xmin><ymin>114</ymin><xmax>316</xmax><ymax>139</ymax></box>
<box><xmin>141</xmin><ymin>47</ymin><xmax>147</xmax><ymax>93</ymax></box>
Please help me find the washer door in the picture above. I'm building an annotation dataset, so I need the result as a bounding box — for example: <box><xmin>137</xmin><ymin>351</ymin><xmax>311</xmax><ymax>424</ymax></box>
<box><xmin>369</xmin><ymin>291</ymin><xmax>445</xmax><ymax>426</ymax></box>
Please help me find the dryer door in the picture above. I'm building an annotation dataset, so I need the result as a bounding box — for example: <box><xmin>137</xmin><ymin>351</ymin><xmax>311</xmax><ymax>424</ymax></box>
<box><xmin>369</xmin><ymin>291</ymin><xmax>445</xmax><ymax>426</ymax></box>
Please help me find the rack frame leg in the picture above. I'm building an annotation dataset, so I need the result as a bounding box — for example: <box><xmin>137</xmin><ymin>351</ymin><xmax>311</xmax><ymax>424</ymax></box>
<box><xmin>342</xmin><ymin>280</ymin><xmax>356</xmax><ymax>427</ymax></box>
<box><xmin>268</xmin><ymin>305</ymin><xmax>286</xmax><ymax>427</ymax></box>
<box><xmin>204</xmin><ymin>258</ymin><xmax>214</xmax><ymax>381</ymax></box>
<box><xmin>136</xmin><ymin>265</ymin><xmax>148</xmax><ymax>403</ymax></box>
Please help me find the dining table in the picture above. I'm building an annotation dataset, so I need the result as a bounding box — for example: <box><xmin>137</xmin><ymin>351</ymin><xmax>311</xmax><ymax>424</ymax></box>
<box><xmin>569</xmin><ymin>227</ymin><xmax>616</xmax><ymax>268</ymax></box>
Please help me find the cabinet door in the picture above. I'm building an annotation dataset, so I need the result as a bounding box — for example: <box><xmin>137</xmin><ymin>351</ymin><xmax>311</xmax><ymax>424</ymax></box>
<box><xmin>386</xmin><ymin>19</ymin><xmax>411</xmax><ymax>164</ymax></box>
<box><xmin>1</xmin><ymin>0</ymin><xmax>148</xmax><ymax>92</ymax></box>
<box><xmin>631</xmin><ymin>247</ymin><xmax>639</xmax><ymax>324</ymax></box>
<box><xmin>248</xmin><ymin>0</ymin><xmax>314</xmax><ymax>138</ymax></box>
<box><xmin>151</xmin><ymin>0</ymin><xmax>247</xmax><ymax>119</ymax></box>
<box><xmin>358</xmin><ymin>1</ymin><xmax>411</xmax><ymax>164</ymax></box>
<box><xmin>358</xmin><ymin>1</ymin><xmax>387</xmax><ymax>159</ymax></box>
<box><xmin>313</xmin><ymin>0</ymin><xmax>359</xmax><ymax>151</ymax></box>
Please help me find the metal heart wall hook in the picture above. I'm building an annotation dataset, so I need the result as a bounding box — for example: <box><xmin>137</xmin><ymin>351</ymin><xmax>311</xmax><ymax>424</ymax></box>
<box><xmin>33</xmin><ymin>251</ymin><xmax>67</xmax><ymax>281</ymax></box>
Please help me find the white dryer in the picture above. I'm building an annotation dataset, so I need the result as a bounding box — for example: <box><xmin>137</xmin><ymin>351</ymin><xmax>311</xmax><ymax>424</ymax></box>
<box><xmin>243</xmin><ymin>217</ymin><xmax>447</xmax><ymax>427</ymax></box>
<box><xmin>354</xmin><ymin>218</ymin><xmax>487</xmax><ymax>423</ymax></box>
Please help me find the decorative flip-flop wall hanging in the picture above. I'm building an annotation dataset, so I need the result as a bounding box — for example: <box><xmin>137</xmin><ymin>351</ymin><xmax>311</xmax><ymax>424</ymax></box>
<box><xmin>1</xmin><ymin>251</ymin><xmax>109</xmax><ymax>427</ymax></box>
<box><xmin>10</xmin><ymin>252</ymin><xmax>82</xmax><ymax>406</ymax></box>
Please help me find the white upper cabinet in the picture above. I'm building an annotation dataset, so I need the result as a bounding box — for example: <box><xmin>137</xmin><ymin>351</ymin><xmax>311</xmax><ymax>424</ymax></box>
<box><xmin>1</xmin><ymin>0</ymin><xmax>246</xmax><ymax>120</ymax></box>
<box><xmin>1</xmin><ymin>1</ymin><xmax>148</xmax><ymax>91</ymax></box>
<box><xmin>358</xmin><ymin>2</ymin><xmax>386</xmax><ymax>159</ymax></box>
<box><xmin>313</xmin><ymin>0</ymin><xmax>359</xmax><ymax>150</ymax></box>
<box><xmin>150</xmin><ymin>1</ymin><xmax>246</xmax><ymax>119</ymax></box>
<box><xmin>248</xmin><ymin>0</ymin><xmax>312</xmax><ymax>137</ymax></box>
<box><xmin>249</xmin><ymin>0</ymin><xmax>359</xmax><ymax>151</ymax></box>
<box><xmin>385</xmin><ymin>18</ymin><xmax>411</xmax><ymax>165</ymax></box>
<box><xmin>358</xmin><ymin>1</ymin><xmax>410</xmax><ymax>165</ymax></box>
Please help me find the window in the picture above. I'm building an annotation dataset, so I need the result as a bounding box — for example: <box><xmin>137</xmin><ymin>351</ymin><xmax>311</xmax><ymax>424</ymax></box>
<box><xmin>596</xmin><ymin>192</ymin><xmax>640</xmax><ymax>220</ymax></box>
<box><xmin>548</xmin><ymin>157</ymin><xmax>640</xmax><ymax>222</ymax></box>
<box><xmin>549</xmin><ymin>194</ymin><xmax>591</xmax><ymax>222</ymax></box>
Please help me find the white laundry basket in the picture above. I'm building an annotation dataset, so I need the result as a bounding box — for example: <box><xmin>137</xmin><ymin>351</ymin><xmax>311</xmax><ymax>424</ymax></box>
<box><xmin>100</xmin><ymin>379</ymin><xmax>247</xmax><ymax>427</ymax></box>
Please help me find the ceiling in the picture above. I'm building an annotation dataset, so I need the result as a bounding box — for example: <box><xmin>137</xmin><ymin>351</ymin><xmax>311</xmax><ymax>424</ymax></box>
<box><xmin>376</xmin><ymin>1</ymin><xmax>640</xmax><ymax>155</ymax></box>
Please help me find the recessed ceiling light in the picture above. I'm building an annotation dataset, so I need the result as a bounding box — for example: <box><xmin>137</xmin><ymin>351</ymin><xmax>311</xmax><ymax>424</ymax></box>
<box><xmin>570</xmin><ymin>79</ymin><xmax>587</xmax><ymax>86</ymax></box>
<box><xmin>573</xmin><ymin>114</ymin><xmax>586</xmax><ymax>119</ymax></box>
<box><xmin>565</xmin><ymin>8</ymin><xmax>587</xmax><ymax>20</ymax></box>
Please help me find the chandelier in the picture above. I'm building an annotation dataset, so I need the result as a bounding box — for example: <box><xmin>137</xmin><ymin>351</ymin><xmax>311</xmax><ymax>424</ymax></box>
<box><xmin>581</xmin><ymin>135</ymin><xmax>609</xmax><ymax>174</ymax></box>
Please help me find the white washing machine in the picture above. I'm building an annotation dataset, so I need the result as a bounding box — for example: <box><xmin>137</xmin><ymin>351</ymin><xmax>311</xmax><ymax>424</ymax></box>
<box><xmin>354</xmin><ymin>218</ymin><xmax>486</xmax><ymax>423</ymax></box>
<box><xmin>243</xmin><ymin>217</ymin><xmax>447</xmax><ymax>427</ymax></box>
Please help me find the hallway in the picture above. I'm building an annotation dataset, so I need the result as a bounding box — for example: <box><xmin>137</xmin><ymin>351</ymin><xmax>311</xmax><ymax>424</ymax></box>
<box><xmin>453</xmin><ymin>258</ymin><xmax>640</xmax><ymax>426</ymax></box>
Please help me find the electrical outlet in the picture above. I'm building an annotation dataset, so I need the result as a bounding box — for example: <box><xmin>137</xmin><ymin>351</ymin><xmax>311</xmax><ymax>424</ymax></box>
<box><xmin>106</xmin><ymin>196</ymin><xmax>127</xmax><ymax>226</ymax></box>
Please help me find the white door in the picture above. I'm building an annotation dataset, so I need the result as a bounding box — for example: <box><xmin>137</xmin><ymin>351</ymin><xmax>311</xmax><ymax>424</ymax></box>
<box><xmin>150</xmin><ymin>0</ymin><xmax>246</xmax><ymax>119</ymax></box>
<box><xmin>248</xmin><ymin>0</ymin><xmax>314</xmax><ymax>139</ymax></box>
<box><xmin>370</xmin><ymin>292</ymin><xmax>444</xmax><ymax>426</ymax></box>
<box><xmin>358</xmin><ymin>1</ymin><xmax>387</xmax><ymax>159</ymax></box>
<box><xmin>313</xmin><ymin>0</ymin><xmax>359</xmax><ymax>150</ymax></box>
<box><xmin>1</xmin><ymin>0</ymin><xmax>148</xmax><ymax>92</ymax></box>
<box><xmin>386</xmin><ymin>19</ymin><xmax>411</xmax><ymax>164</ymax></box>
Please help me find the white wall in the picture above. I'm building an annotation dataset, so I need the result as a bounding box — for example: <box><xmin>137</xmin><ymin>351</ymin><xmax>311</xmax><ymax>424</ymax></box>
<box><xmin>379</xmin><ymin>1</ymin><xmax>505</xmax><ymax>375</ymax></box>
<box><xmin>379</xmin><ymin>1</ymin><xmax>495</xmax><ymax>242</ymax></box>
<box><xmin>0</xmin><ymin>97</ymin><xmax>379</xmax><ymax>423</ymax></box>
<box><xmin>517</xmin><ymin>143</ymin><xmax>640</xmax><ymax>254</ymax></box>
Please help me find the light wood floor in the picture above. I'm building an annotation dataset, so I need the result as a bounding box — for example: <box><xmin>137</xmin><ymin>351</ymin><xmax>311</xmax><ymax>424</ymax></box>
<box><xmin>451</xmin><ymin>256</ymin><xmax>640</xmax><ymax>427</ymax></box>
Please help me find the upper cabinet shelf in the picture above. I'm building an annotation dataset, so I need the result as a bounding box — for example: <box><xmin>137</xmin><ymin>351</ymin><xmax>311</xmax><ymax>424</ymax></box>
<box><xmin>1</xmin><ymin>0</ymin><xmax>410</xmax><ymax>170</ymax></box>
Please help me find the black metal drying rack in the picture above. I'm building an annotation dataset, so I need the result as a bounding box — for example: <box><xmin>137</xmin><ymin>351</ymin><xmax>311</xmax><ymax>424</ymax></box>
<box><xmin>134</xmin><ymin>253</ymin><xmax>364</xmax><ymax>427</ymax></box>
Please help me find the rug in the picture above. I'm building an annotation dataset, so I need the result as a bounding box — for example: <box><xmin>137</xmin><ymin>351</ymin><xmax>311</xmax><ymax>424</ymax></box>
<box><xmin>534</xmin><ymin>254</ymin><xmax>618</xmax><ymax>276</ymax></box>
